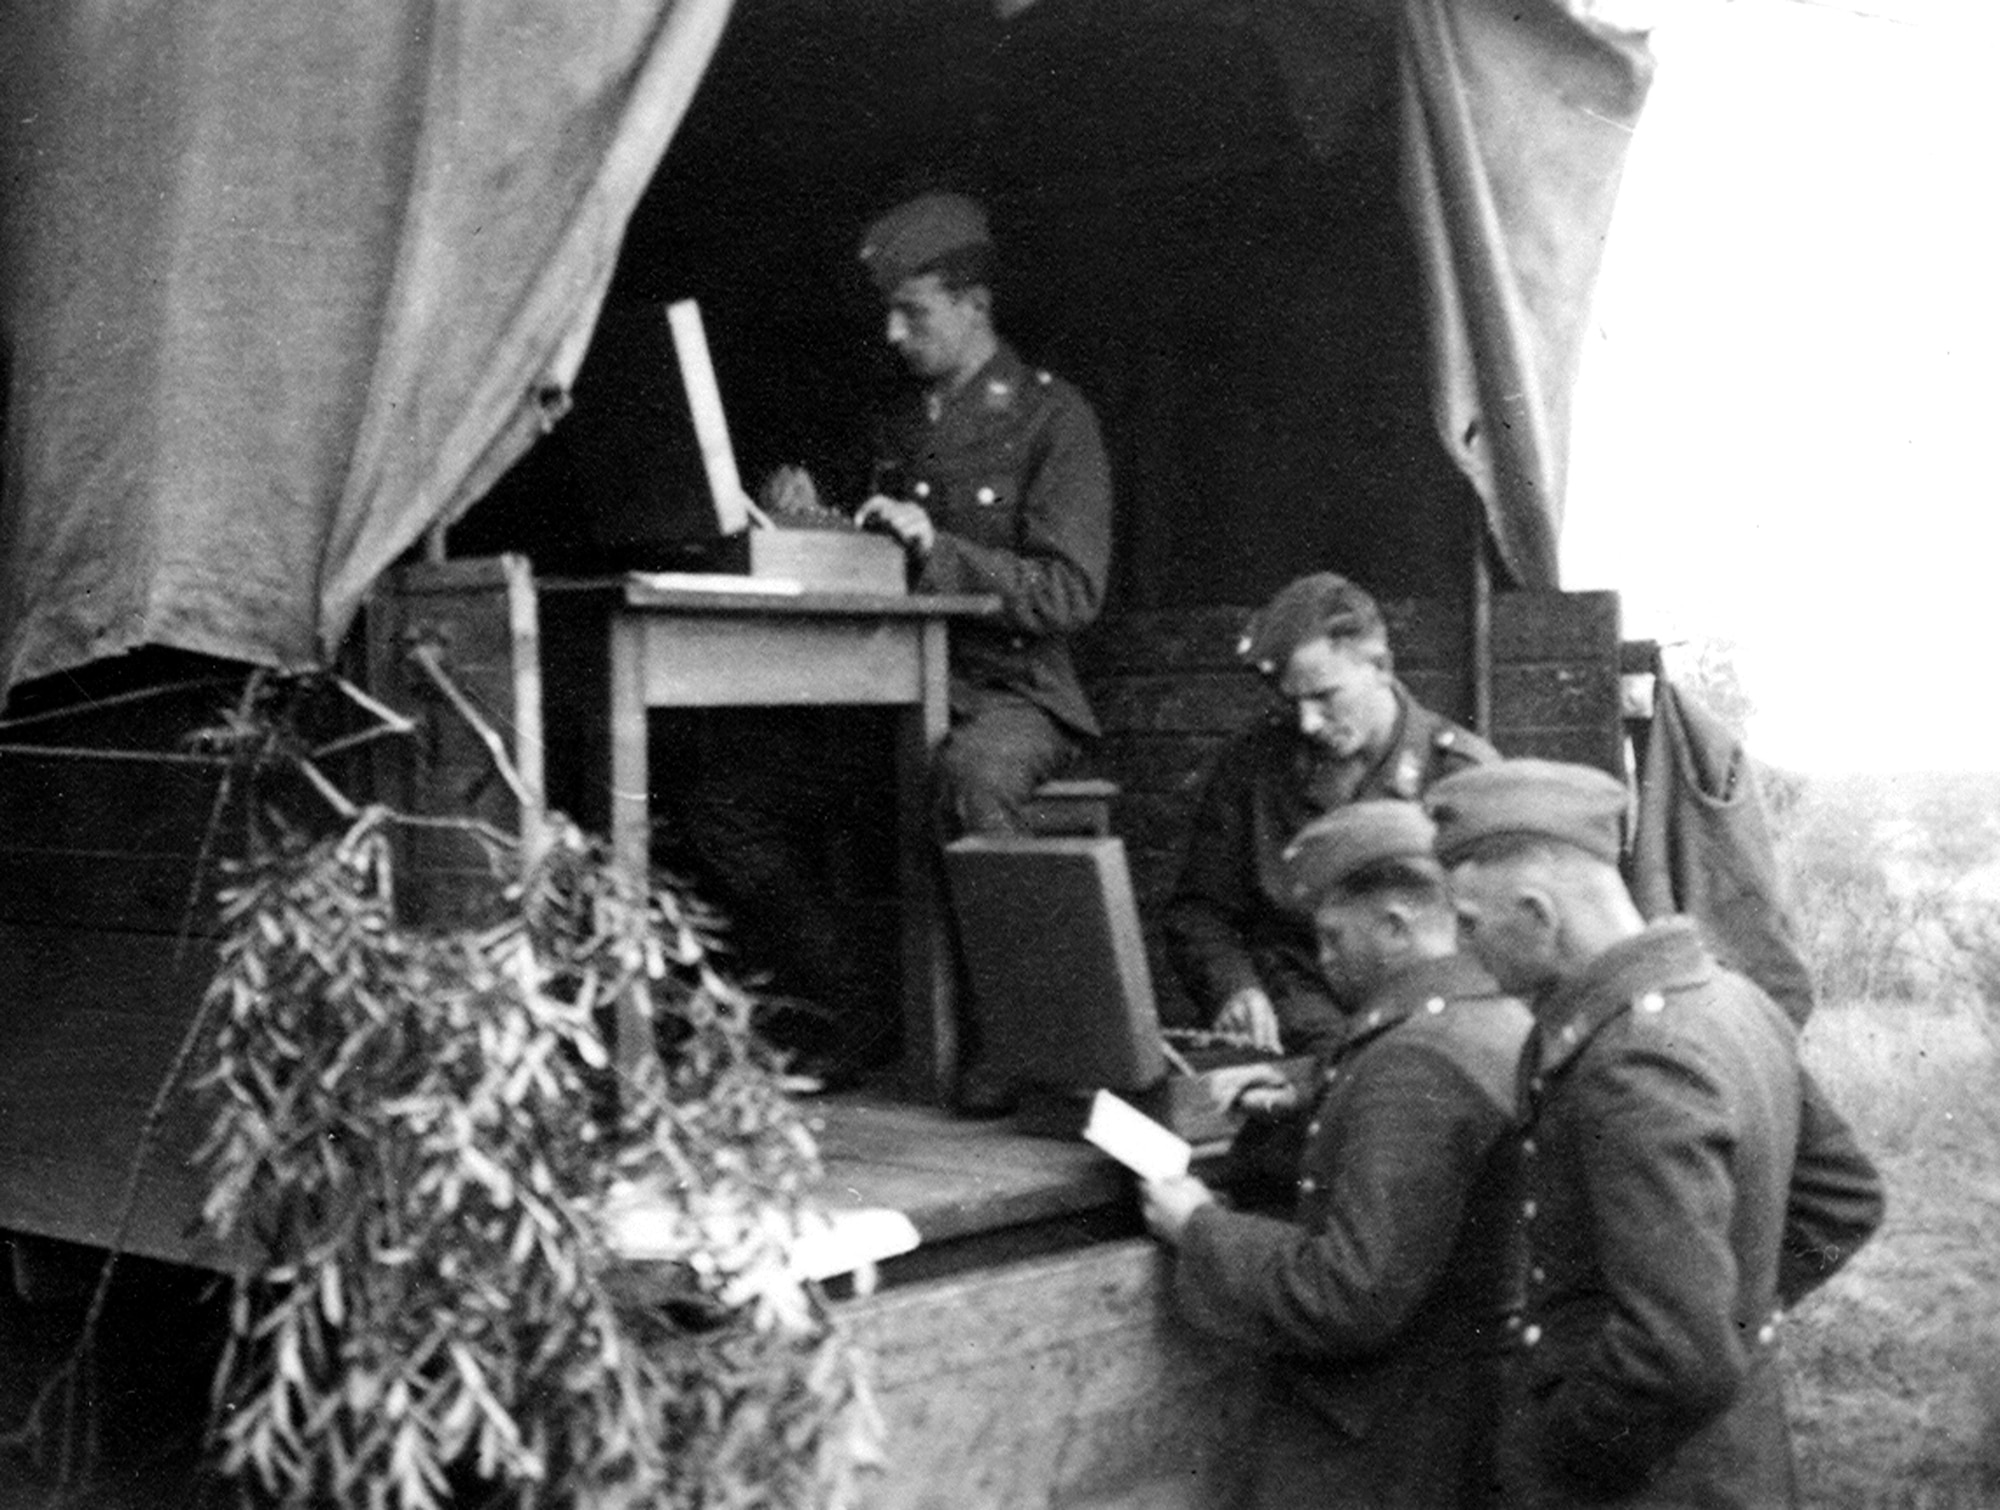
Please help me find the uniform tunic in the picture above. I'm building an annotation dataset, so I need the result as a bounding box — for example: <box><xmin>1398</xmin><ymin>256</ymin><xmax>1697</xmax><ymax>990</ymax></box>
<box><xmin>1164</xmin><ymin>688</ymin><xmax>1497</xmax><ymax>1047</ymax></box>
<box><xmin>1498</xmin><ymin>920</ymin><xmax>1885</xmax><ymax>1508</ymax></box>
<box><xmin>877</xmin><ymin>340</ymin><xmax>1112</xmax><ymax>742</ymax></box>
<box><xmin>1173</xmin><ymin>953</ymin><xmax>1533</xmax><ymax>1509</ymax></box>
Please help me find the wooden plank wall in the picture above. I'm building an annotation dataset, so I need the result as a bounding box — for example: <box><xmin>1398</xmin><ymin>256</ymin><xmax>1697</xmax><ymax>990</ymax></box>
<box><xmin>0</xmin><ymin>677</ymin><xmax>249</xmax><ymax>1260</ymax></box>
<box><xmin>841</xmin><ymin>1237</ymin><xmax>1261</xmax><ymax>1510</ymax></box>
<box><xmin>1074</xmin><ymin>590</ymin><xmax>1622</xmax><ymax>1024</ymax></box>
<box><xmin>0</xmin><ymin>558</ymin><xmax>544</xmax><ymax>1261</ymax></box>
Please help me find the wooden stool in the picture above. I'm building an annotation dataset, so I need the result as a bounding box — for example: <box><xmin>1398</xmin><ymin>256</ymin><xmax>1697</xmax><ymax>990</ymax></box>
<box><xmin>1022</xmin><ymin>776</ymin><xmax>1119</xmax><ymax>837</ymax></box>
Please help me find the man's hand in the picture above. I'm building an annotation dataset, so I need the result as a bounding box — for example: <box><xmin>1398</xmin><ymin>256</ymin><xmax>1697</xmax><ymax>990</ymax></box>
<box><xmin>1139</xmin><ymin>1173</ymin><xmax>1217</xmax><ymax>1246</ymax></box>
<box><xmin>1216</xmin><ymin>985</ymin><xmax>1283</xmax><ymax>1054</ymax></box>
<box><xmin>856</xmin><ymin>495</ymin><xmax>936</xmax><ymax>557</ymax></box>
<box><xmin>1206</xmin><ymin>1062</ymin><xmax>1300</xmax><ymax>1117</ymax></box>
<box><xmin>760</xmin><ymin>465</ymin><xmax>822</xmax><ymax>518</ymax></box>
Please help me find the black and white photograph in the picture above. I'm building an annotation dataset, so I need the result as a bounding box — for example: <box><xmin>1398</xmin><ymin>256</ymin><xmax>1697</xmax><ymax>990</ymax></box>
<box><xmin>0</xmin><ymin>0</ymin><xmax>1987</xmax><ymax>1505</ymax></box>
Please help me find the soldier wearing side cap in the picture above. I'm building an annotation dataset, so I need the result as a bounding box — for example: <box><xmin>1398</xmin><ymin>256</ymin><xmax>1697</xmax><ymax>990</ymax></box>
<box><xmin>1164</xmin><ymin>572</ymin><xmax>1497</xmax><ymax>1055</ymax></box>
<box><xmin>691</xmin><ymin>192</ymin><xmax>1111</xmax><ymax>1095</ymax></box>
<box><xmin>1428</xmin><ymin>759</ymin><xmax>1886</xmax><ymax>1508</ymax></box>
<box><xmin>772</xmin><ymin>189</ymin><xmax>1113</xmax><ymax>836</ymax></box>
<box><xmin>1139</xmin><ymin>800</ymin><xmax>1533</xmax><ymax>1509</ymax></box>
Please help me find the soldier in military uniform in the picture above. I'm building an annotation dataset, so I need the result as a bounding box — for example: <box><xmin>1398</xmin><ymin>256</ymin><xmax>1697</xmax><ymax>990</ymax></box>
<box><xmin>1139</xmin><ymin>800</ymin><xmax>1532</xmax><ymax>1508</ymax></box>
<box><xmin>843</xmin><ymin>189</ymin><xmax>1113</xmax><ymax>834</ymax></box>
<box><xmin>730</xmin><ymin>190</ymin><xmax>1111</xmax><ymax>1095</ymax></box>
<box><xmin>1165</xmin><ymin>571</ymin><xmax>1497</xmax><ymax>1055</ymax></box>
<box><xmin>1427</xmin><ymin>759</ymin><xmax>1886</xmax><ymax>1508</ymax></box>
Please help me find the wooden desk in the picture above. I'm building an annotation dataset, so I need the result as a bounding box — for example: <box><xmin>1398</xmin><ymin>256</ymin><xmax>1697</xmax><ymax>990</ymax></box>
<box><xmin>542</xmin><ymin>578</ymin><xmax>996</xmax><ymax>1099</ymax></box>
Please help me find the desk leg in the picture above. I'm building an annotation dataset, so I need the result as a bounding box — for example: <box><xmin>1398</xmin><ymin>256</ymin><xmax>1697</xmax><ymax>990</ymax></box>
<box><xmin>898</xmin><ymin>619</ymin><xmax>957</xmax><ymax>1103</ymax></box>
<box><xmin>608</xmin><ymin>619</ymin><xmax>655</xmax><ymax>1088</ymax></box>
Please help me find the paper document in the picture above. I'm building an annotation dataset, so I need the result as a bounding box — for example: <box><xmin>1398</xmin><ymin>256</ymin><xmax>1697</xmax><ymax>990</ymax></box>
<box><xmin>629</xmin><ymin>571</ymin><xmax>804</xmax><ymax>596</ymax></box>
<box><xmin>791</xmin><ymin>1208</ymin><xmax>922</xmax><ymax>1282</ymax></box>
<box><xmin>602</xmin><ymin>1184</ymin><xmax>919</xmax><ymax>1281</ymax></box>
<box><xmin>1083</xmin><ymin>1090</ymin><xmax>1193</xmax><ymax>1182</ymax></box>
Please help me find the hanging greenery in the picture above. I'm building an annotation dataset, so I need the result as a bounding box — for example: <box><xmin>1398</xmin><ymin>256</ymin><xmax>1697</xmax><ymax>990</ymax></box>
<box><xmin>196</xmin><ymin>793</ymin><xmax>879</xmax><ymax>1510</ymax></box>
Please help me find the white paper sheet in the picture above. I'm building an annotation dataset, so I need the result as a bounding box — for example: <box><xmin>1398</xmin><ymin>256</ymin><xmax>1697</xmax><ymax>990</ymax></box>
<box><xmin>1082</xmin><ymin>1090</ymin><xmax>1193</xmax><ymax>1182</ymax></box>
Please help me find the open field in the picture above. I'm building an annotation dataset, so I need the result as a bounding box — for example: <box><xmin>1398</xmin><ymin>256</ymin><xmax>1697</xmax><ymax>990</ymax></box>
<box><xmin>1787</xmin><ymin>996</ymin><xmax>2000</xmax><ymax>1509</ymax></box>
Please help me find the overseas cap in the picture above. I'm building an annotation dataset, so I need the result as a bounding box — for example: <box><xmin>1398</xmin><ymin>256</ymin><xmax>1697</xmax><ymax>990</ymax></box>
<box><xmin>1237</xmin><ymin>572</ymin><xmax>1387</xmax><ymax>676</ymax></box>
<box><xmin>858</xmin><ymin>192</ymin><xmax>993</xmax><ymax>292</ymax></box>
<box><xmin>1281</xmin><ymin>799</ymin><xmax>1437</xmax><ymax>909</ymax></box>
<box><xmin>1425</xmin><ymin>759</ymin><xmax>1629</xmax><ymax>867</ymax></box>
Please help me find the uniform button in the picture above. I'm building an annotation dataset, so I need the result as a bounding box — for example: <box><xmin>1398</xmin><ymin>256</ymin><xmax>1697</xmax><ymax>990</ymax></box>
<box><xmin>1298</xmin><ymin>1177</ymin><xmax>1317</xmax><ymax>1194</ymax></box>
<box><xmin>1522</xmin><ymin>1324</ymin><xmax>1543</xmax><ymax>1348</ymax></box>
<box><xmin>1521</xmin><ymin>1138</ymin><xmax>1538</xmax><ymax>1156</ymax></box>
<box><xmin>1757</xmin><ymin>1321</ymin><xmax>1777</xmax><ymax>1345</ymax></box>
<box><xmin>1305</xmin><ymin>1121</ymin><xmax>1322</xmax><ymax>1138</ymax></box>
<box><xmin>1425</xmin><ymin>997</ymin><xmax>1445</xmax><ymax>1015</ymax></box>
<box><xmin>1506</xmin><ymin>1315</ymin><xmax>1523</xmax><ymax>1332</ymax></box>
<box><xmin>976</xmin><ymin>485</ymin><xmax>997</xmax><ymax>505</ymax></box>
<box><xmin>1530</xmin><ymin>1266</ymin><xmax>1546</xmax><ymax>1284</ymax></box>
<box><xmin>913</xmin><ymin>481</ymin><xmax>931</xmax><ymax>499</ymax></box>
<box><xmin>1638</xmin><ymin>991</ymin><xmax>1666</xmax><ymax>1014</ymax></box>
<box><xmin>1522</xmin><ymin>1200</ymin><xmax>1538</xmax><ymax>1219</ymax></box>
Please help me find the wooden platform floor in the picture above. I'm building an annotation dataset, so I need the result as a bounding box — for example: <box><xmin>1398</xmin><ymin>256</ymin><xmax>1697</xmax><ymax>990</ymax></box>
<box><xmin>809</xmin><ymin>1091</ymin><xmax>1129</xmax><ymax>1246</ymax></box>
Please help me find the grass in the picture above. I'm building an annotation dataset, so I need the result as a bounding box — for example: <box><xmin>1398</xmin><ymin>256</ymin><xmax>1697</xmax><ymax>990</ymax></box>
<box><xmin>1786</xmin><ymin>995</ymin><xmax>2000</xmax><ymax>1509</ymax></box>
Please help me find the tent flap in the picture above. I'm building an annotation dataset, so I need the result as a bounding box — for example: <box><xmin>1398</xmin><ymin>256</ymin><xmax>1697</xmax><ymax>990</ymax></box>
<box><xmin>0</xmin><ymin>0</ymin><xmax>732</xmax><ymax>698</ymax></box>
<box><xmin>1401</xmin><ymin>0</ymin><xmax>1653</xmax><ymax>587</ymax></box>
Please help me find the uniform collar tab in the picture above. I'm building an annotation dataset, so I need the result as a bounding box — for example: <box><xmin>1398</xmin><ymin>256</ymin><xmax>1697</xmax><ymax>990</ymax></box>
<box><xmin>1535</xmin><ymin>919</ymin><xmax>1714</xmax><ymax>1075</ymax></box>
<box><xmin>1331</xmin><ymin>953</ymin><xmax>1505</xmax><ymax>1062</ymax></box>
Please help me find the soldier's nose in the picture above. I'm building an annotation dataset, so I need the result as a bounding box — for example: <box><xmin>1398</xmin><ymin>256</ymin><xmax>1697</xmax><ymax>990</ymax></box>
<box><xmin>1298</xmin><ymin>702</ymin><xmax>1325</xmax><ymax>737</ymax></box>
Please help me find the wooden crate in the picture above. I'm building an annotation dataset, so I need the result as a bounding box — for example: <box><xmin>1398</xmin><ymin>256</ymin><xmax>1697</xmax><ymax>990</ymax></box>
<box><xmin>842</xmin><ymin>1237</ymin><xmax>1261</xmax><ymax>1509</ymax></box>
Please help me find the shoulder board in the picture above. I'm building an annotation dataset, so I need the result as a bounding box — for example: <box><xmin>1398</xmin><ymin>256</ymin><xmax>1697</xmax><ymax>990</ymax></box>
<box><xmin>1538</xmin><ymin>990</ymin><xmax>1653</xmax><ymax>1076</ymax></box>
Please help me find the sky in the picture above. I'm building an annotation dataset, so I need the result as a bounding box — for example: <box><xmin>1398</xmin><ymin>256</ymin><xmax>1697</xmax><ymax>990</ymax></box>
<box><xmin>1559</xmin><ymin>0</ymin><xmax>2000</xmax><ymax>773</ymax></box>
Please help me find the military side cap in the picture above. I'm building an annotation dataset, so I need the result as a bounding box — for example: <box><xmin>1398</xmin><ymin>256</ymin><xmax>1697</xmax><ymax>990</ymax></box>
<box><xmin>1425</xmin><ymin>759</ymin><xmax>1629</xmax><ymax>867</ymax></box>
<box><xmin>1281</xmin><ymin>799</ymin><xmax>1437</xmax><ymax>908</ymax></box>
<box><xmin>858</xmin><ymin>192</ymin><xmax>992</xmax><ymax>292</ymax></box>
<box><xmin>1236</xmin><ymin>572</ymin><xmax>1386</xmax><ymax>676</ymax></box>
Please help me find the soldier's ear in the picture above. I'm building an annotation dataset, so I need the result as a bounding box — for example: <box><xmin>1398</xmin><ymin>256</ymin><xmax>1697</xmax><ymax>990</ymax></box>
<box><xmin>1375</xmin><ymin>897</ymin><xmax>1418</xmax><ymax>940</ymax></box>
<box><xmin>1512</xmin><ymin>885</ymin><xmax>1560</xmax><ymax>943</ymax></box>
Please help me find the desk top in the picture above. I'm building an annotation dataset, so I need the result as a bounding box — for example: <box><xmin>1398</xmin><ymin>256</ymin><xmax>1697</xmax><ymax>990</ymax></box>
<box><xmin>540</xmin><ymin>573</ymin><xmax>1000</xmax><ymax>621</ymax></box>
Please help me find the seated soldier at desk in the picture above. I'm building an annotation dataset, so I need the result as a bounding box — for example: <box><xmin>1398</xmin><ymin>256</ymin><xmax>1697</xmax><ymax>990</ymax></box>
<box><xmin>1164</xmin><ymin>572</ymin><xmax>1496</xmax><ymax>1057</ymax></box>
<box><xmin>687</xmin><ymin>189</ymin><xmax>1114</xmax><ymax>1094</ymax></box>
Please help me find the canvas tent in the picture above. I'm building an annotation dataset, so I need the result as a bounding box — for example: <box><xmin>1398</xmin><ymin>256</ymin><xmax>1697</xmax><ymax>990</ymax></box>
<box><xmin>0</xmin><ymin>0</ymin><xmax>1649</xmax><ymax>705</ymax></box>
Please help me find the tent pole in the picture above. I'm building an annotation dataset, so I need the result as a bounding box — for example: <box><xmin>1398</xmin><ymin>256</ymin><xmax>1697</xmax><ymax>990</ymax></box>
<box><xmin>1469</xmin><ymin>526</ymin><xmax>1493</xmax><ymax>738</ymax></box>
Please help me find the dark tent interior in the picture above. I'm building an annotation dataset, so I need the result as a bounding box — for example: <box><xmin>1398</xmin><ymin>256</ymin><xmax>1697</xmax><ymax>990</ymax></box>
<box><xmin>453</xmin><ymin>0</ymin><xmax>1487</xmax><ymax>612</ymax></box>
